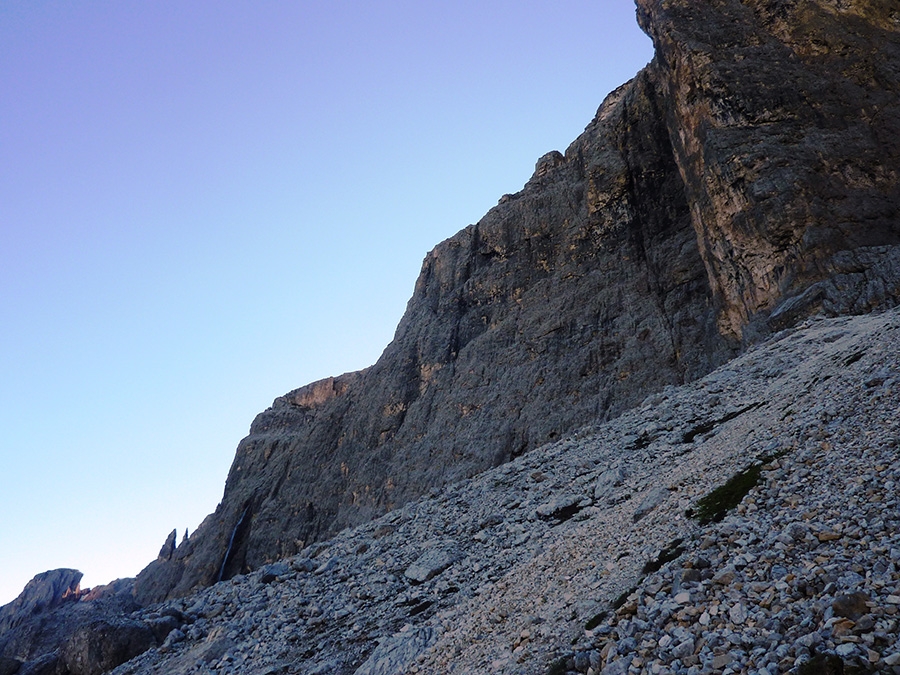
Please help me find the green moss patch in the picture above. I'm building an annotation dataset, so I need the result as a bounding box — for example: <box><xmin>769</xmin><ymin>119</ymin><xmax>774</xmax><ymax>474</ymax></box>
<box><xmin>641</xmin><ymin>538</ymin><xmax>685</xmax><ymax>575</ymax></box>
<box><xmin>690</xmin><ymin>464</ymin><xmax>762</xmax><ymax>525</ymax></box>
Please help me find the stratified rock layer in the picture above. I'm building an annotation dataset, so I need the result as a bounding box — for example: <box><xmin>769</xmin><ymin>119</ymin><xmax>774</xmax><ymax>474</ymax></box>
<box><xmin>134</xmin><ymin>0</ymin><xmax>900</xmax><ymax>604</ymax></box>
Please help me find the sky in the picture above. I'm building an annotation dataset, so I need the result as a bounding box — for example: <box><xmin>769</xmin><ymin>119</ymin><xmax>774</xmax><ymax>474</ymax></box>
<box><xmin>0</xmin><ymin>1</ymin><xmax>653</xmax><ymax>606</ymax></box>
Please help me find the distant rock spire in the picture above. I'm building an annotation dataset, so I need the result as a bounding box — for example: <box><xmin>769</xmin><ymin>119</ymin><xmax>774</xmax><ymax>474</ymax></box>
<box><xmin>157</xmin><ymin>529</ymin><xmax>177</xmax><ymax>561</ymax></box>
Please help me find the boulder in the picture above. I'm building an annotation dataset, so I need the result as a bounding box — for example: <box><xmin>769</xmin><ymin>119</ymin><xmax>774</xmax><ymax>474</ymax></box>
<box><xmin>60</xmin><ymin>619</ymin><xmax>155</xmax><ymax>675</ymax></box>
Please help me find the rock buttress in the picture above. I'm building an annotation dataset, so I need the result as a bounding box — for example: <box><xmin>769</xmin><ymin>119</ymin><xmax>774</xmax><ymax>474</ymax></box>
<box><xmin>636</xmin><ymin>0</ymin><xmax>900</xmax><ymax>339</ymax></box>
<box><xmin>135</xmin><ymin>70</ymin><xmax>732</xmax><ymax>603</ymax></box>
<box><xmin>135</xmin><ymin>0</ymin><xmax>900</xmax><ymax>603</ymax></box>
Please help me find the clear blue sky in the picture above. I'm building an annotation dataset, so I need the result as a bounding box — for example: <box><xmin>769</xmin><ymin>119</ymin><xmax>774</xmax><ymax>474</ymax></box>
<box><xmin>0</xmin><ymin>1</ymin><xmax>653</xmax><ymax>606</ymax></box>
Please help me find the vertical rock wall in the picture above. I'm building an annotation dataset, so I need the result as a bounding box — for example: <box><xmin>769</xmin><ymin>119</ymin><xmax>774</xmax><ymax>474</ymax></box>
<box><xmin>135</xmin><ymin>0</ymin><xmax>900</xmax><ymax>604</ymax></box>
<box><xmin>637</xmin><ymin>0</ymin><xmax>900</xmax><ymax>338</ymax></box>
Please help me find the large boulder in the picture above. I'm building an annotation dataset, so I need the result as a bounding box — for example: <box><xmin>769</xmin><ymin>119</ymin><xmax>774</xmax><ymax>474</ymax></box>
<box><xmin>60</xmin><ymin>619</ymin><xmax>155</xmax><ymax>675</ymax></box>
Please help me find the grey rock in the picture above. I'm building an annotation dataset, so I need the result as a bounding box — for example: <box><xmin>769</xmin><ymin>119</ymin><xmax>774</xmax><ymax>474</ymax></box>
<box><xmin>137</xmin><ymin>0</ymin><xmax>900</xmax><ymax>605</ymax></box>
<box><xmin>601</xmin><ymin>659</ymin><xmax>630</xmax><ymax>675</ymax></box>
<box><xmin>0</xmin><ymin>570</ymin><xmax>82</xmax><ymax>634</ymax></box>
<box><xmin>157</xmin><ymin>529</ymin><xmax>177</xmax><ymax>561</ymax></box>
<box><xmin>8</xmin><ymin>3</ymin><xmax>900</xmax><ymax>674</ymax></box>
<box><xmin>79</xmin><ymin>578</ymin><xmax>134</xmax><ymax>603</ymax></box>
<box><xmin>353</xmin><ymin>627</ymin><xmax>437</xmax><ymax>675</ymax></box>
<box><xmin>536</xmin><ymin>495</ymin><xmax>585</xmax><ymax>521</ymax></box>
<box><xmin>671</xmin><ymin>638</ymin><xmax>694</xmax><ymax>660</ymax></box>
<box><xmin>713</xmin><ymin>566</ymin><xmax>737</xmax><ymax>586</ymax></box>
<box><xmin>160</xmin><ymin>629</ymin><xmax>184</xmax><ymax>651</ymax></box>
<box><xmin>594</xmin><ymin>467</ymin><xmax>627</xmax><ymax>503</ymax></box>
<box><xmin>259</xmin><ymin>562</ymin><xmax>290</xmax><ymax>584</ymax></box>
<box><xmin>61</xmin><ymin>619</ymin><xmax>155</xmax><ymax>675</ymax></box>
<box><xmin>404</xmin><ymin>548</ymin><xmax>459</xmax><ymax>584</ymax></box>
<box><xmin>633</xmin><ymin>487</ymin><xmax>668</xmax><ymax>522</ymax></box>
<box><xmin>145</xmin><ymin>614</ymin><xmax>178</xmax><ymax>643</ymax></box>
<box><xmin>833</xmin><ymin>592</ymin><xmax>870</xmax><ymax>620</ymax></box>
<box><xmin>15</xmin><ymin>654</ymin><xmax>59</xmax><ymax>675</ymax></box>
<box><xmin>0</xmin><ymin>657</ymin><xmax>20</xmax><ymax>675</ymax></box>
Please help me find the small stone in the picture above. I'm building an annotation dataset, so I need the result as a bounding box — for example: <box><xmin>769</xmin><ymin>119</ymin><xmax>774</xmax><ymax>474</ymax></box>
<box><xmin>729</xmin><ymin>602</ymin><xmax>747</xmax><ymax>625</ymax></box>
<box><xmin>601</xmin><ymin>658</ymin><xmax>629</xmax><ymax>675</ymax></box>
<box><xmin>404</xmin><ymin>548</ymin><xmax>460</xmax><ymax>583</ymax></box>
<box><xmin>795</xmin><ymin>632</ymin><xmax>821</xmax><ymax>649</ymax></box>
<box><xmin>259</xmin><ymin>562</ymin><xmax>290</xmax><ymax>584</ymax></box>
<box><xmin>833</xmin><ymin>592</ymin><xmax>870</xmax><ymax>620</ymax></box>
<box><xmin>713</xmin><ymin>567</ymin><xmax>736</xmax><ymax>585</ymax></box>
<box><xmin>831</xmin><ymin>618</ymin><xmax>856</xmax><ymax>637</ymax></box>
<box><xmin>816</xmin><ymin>530</ymin><xmax>842</xmax><ymax>542</ymax></box>
<box><xmin>671</xmin><ymin>639</ymin><xmax>694</xmax><ymax>660</ymax></box>
<box><xmin>633</xmin><ymin>487</ymin><xmax>667</xmax><ymax>522</ymax></box>
<box><xmin>854</xmin><ymin>614</ymin><xmax>875</xmax><ymax>632</ymax></box>
<box><xmin>594</xmin><ymin>467</ymin><xmax>627</xmax><ymax>502</ymax></box>
<box><xmin>835</xmin><ymin>642</ymin><xmax>857</xmax><ymax>657</ymax></box>
<box><xmin>536</xmin><ymin>494</ymin><xmax>584</xmax><ymax>520</ymax></box>
<box><xmin>161</xmin><ymin>628</ymin><xmax>185</xmax><ymax>651</ymax></box>
<box><xmin>681</xmin><ymin>568</ymin><xmax>702</xmax><ymax>583</ymax></box>
<box><xmin>712</xmin><ymin>653</ymin><xmax>731</xmax><ymax>669</ymax></box>
<box><xmin>574</xmin><ymin>651</ymin><xmax>591</xmax><ymax>671</ymax></box>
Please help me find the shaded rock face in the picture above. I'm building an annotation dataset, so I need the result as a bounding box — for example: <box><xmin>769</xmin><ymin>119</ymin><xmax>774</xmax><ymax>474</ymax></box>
<box><xmin>0</xmin><ymin>573</ymin><xmax>142</xmax><ymax>675</ymax></box>
<box><xmin>135</xmin><ymin>0</ymin><xmax>900</xmax><ymax>604</ymax></box>
<box><xmin>61</xmin><ymin>619</ymin><xmax>155</xmax><ymax>675</ymax></box>
<box><xmin>0</xmin><ymin>570</ymin><xmax>82</xmax><ymax>636</ymax></box>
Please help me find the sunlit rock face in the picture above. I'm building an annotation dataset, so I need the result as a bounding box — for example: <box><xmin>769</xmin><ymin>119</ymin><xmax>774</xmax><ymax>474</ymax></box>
<box><xmin>636</xmin><ymin>0</ymin><xmax>900</xmax><ymax>339</ymax></box>
<box><xmin>134</xmin><ymin>0</ymin><xmax>900</xmax><ymax>604</ymax></box>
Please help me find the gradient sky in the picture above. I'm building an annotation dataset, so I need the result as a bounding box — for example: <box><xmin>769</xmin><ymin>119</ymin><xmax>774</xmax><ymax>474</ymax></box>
<box><xmin>0</xmin><ymin>1</ymin><xmax>653</xmax><ymax>606</ymax></box>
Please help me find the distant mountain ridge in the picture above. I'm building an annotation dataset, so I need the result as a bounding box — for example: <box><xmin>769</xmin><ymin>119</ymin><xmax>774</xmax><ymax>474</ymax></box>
<box><xmin>132</xmin><ymin>0</ymin><xmax>900</xmax><ymax>605</ymax></box>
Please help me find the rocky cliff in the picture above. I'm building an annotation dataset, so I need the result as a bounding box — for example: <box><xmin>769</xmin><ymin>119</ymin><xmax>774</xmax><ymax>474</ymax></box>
<box><xmin>133</xmin><ymin>0</ymin><xmax>900</xmax><ymax>605</ymax></box>
<box><xmin>48</xmin><ymin>306</ymin><xmax>900</xmax><ymax>675</ymax></box>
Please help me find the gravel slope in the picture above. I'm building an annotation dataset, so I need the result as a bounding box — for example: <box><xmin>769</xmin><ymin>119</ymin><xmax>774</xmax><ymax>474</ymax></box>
<box><xmin>111</xmin><ymin>307</ymin><xmax>900</xmax><ymax>675</ymax></box>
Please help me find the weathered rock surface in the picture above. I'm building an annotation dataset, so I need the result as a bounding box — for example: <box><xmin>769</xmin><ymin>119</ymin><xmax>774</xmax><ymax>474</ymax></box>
<box><xmin>6</xmin><ymin>315</ymin><xmax>900</xmax><ymax>675</ymax></box>
<box><xmin>636</xmin><ymin>0</ymin><xmax>900</xmax><ymax>340</ymax></box>
<box><xmin>0</xmin><ymin>576</ymin><xmax>142</xmax><ymax>675</ymax></box>
<box><xmin>133</xmin><ymin>0</ymin><xmax>900</xmax><ymax>605</ymax></box>
<box><xmin>0</xmin><ymin>570</ymin><xmax>82</xmax><ymax>636</ymax></box>
<box><xmin>133</xmin><ymin>71</ymin><xmax>727</xmax><ymax>605</ymax></box>
<box><xmin>99</xmin><ymin>307</ymin><xmax>900</xmax><ymax>675</ymax></box>
<box><xmin>5</xmin><ymin>2</ymin><xmax>900</xmax><ymax>671</ymax></box>
<box><xmin>60</xmin><ymin>619</ymin><xmax>156</xmax><ymax>675</ymax></box>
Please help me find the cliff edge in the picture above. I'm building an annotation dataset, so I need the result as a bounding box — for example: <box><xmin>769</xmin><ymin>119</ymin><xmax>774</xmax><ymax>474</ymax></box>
<box><xmin>134</xmin><ymin>0</ymin><xmax>900</xmax><ymax>604</ymax></box>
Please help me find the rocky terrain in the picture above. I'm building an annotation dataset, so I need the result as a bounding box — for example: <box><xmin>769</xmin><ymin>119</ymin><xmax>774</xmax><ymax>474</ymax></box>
<box><xmin>2</xmin><ymin>0</ymin><xmax>900</xmax><ymax>673</ymax></box>
<box><xmin>132</xmin><ymin>0</ymin><xmax>900</xmax><ymax>606</ymax></box>
<box><xmin>5</xmin><ymin>307</ymin><xmax>898</xmax><ymax>674</ymax></box>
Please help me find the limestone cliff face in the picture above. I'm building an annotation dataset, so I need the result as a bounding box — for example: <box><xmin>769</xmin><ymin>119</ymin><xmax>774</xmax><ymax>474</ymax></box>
<box><xmin>637</xmin><ymin>0</ymin><xmax>900</xmax><ymax>338</ymax></box>
<box><xmin>135</xmin><ymin>0</ymin><xmax>900</xmax><ymax>604</ymax></box>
